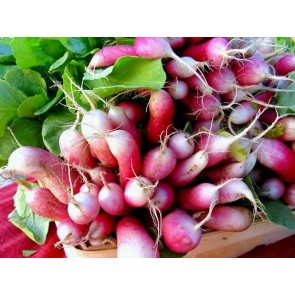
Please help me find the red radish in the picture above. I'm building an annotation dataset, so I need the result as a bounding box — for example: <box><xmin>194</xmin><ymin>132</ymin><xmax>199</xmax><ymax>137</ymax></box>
<box><xmin>161</xmin><ymin>209</ymin><xmax>202</xmax><ymax>253</ymax></box>
<box><xmin>168</xmin><ymin>131</ymin><xmax>195</xmax><ymax>160</ymax></box>
<box><xmin>116</xmin><ymin>215</ymin><xmax>160</xmax><ymax>258</ymax></box>
<box><xmin>167</xmin><ymin>150</ymin><xmax>209</xmax><ymax>187</ymax></box>
<box><xmin>281</xmin><ymin>184</ymin><xmax>295</xmax><ymax>206</ymax></box>
<box><xmin>26</xmin><ymin>187</ymin><xmax>69</xmax><ymax>221</ymax></box>
<box><xmin>87</xmin><ymin>212</ymin><xmax>117</xmax><ymax>239</ymax></box>
<box><xmin>98</xmin><ymin>182</ymin><xmax>132</xmax><ymax>216</ymax></box>
<box><xmin>141</xmin><ymin>137</ymin><xmax>177</xmax><ymax>182</ymax></box>
<box><xmin>259</xmin><ymin>177</ymin><xmax>285</xmax><ymax>200</ymax></box>
<box><xmin>87</xmin><ymin>45</ymin><xmax>137</xmax><ymax>69</ymax></box>
<box><xmin>134</xmin><ymin>37</ymin><xmax>211</xmax><ymax>92</ymax></box>
<box><xmin>67</xmin><ymin>192</ymin><xmax>100</xmax><ymax>225</ymax></box>
<box><xmin>166</xmin><ymin>79</ymin><xmax>189</xmax><ymax>100</ymax></box>
<box><xmin>123</xmin><ymin>176</ymin><xmax>156</xmax><ymax>208</ymax></box>
<box><xmin>145</xmin><ymin>89</ymin><xmax>175</xmax><ymax>145</ymax></box>
<box><xmin>81</xmin><ymin>109</ymin><xmax>118</xmax><ymax>167</ymax></box>
<box><xmin>221</xmin><ymin>88</ymin><xmax>248</xmax><ymax>103</ymax></box>
<box><xmin>150</xmin><ymin>181</ymin><xmax>175</xmax><ymax>212</ymax></box>
<box><xmin>6</xmin><ymin>146</ymin><xmax>83</xmax><ymax>204</ymax></box>
<box><xmin>204</xmin><ymin>152</ymin><xmax>257</xmax><ymax>183</ymax></box>
<box><xmin>184</xmin><ymin>74</ymin><xmax>213</xmax><ymax>95</ymax></box>
<box><xmin>79</xmin><ymin>183</ymin><xmax>101</xmax><ymax>197</ymax></box>
<box><xmin>117</xmin><ymin>101</ymin><xmax>145</xmax><ymax>125</ymax></box>
<box><xmin>56</xmin><ymin>219</ymin><xmax>88</xmax><ymax>246</ymax></box>
<box><xmin>167</xmin><ymin>37</ymin><xmax>186</xmax><ymax>49</ymax></box>
<box><xmin>186</xmin><ymin>37</ymin><xmax>207</xmax><ymax>46</ymax></box>
<box><xmin>291</xmin><ymin>141</ymin><xmax>295</xmax><ymax>152</ymax></box>
<box><xmin>181</xmin><ymin>91</ymin><xmax>221</xmax><ymax>121</ymax></box>
<box><xmin>259</xmin><ymin>109</ymin><xmax>277</xmax><ymax>125</ymax></box>
<box><xmin>83</xmin><ymin>165</ymin><xmax>118</xmax><ymax>187</ymax></box>
<box><xmin>217</xmin><ymin>179</ymin><xmax>258</xmax><ymax>214</ymax></box>
<box><xmin>197</xmin><ymin>205</ymin><xmax>253</xmax><ymax>232</ymax></box>
<box><xmin>276</xmin><ymin>117</ymin><xmax>295</xmax><ymax>141</ymax></box>
<box><xmin>104</xmin><ymin>129</ymin><xmax>141</xmax><ymax>188</ymax></box>
<box><xmin>273</xmin><ymin>54</ymin><xmax>295</xmax><ymax>76</ymax></box>
<box><xmin>108</xmin><ymin>105</ymin><xmax>142</xmax><ymax>147</ymax></box>
<box><xmin>193</xmin><ymin>117</ymin><xmax>222</xmax><ymax>133</ymax></box>
<box><xmin>253</xmin><ymin>138</ymin><xmax>295</xmax><ymax>183</ymax></box>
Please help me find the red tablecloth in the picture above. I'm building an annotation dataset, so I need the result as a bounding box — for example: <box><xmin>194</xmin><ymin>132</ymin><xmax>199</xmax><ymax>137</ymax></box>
<box><xmin>0</xmin><ymin>182</ymin><xmax>294</xmax><ymax>258</ymax></box>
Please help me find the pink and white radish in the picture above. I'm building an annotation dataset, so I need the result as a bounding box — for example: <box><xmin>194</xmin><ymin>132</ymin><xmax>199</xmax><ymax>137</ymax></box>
<box><xmin>150</xmin><ymin>181</ymin><xmax>175</xmax><ymax>212</ymax></box>
<box><xmin>259</xmin><ymin>177</ymin><xmax>285</xmax><ymax>200</ymax></box>
<box><xmin>168</xmin><ymin>131</ymin><xmax>195</xmax><ymax>160</ymax></box>
<box><xmin>166</xmin><ymin>79</ymin><xmax>189</xmax><ymax>100</ymax></box>
<box><xmin>117</xmin><ymin>101</ymin><xmax>145</xmax><ymax>126</ymax></box>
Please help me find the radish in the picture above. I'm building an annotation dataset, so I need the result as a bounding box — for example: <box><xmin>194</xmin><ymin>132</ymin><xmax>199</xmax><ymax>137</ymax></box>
<box><xmin>26</xmin><ymin>187</ymin><xmax>69</xmax><ymax>221</ymax></box>
<box><xmin>184</xmin><ymin>74</ymin><xmax>213</xmax><ymax>95</ymax></box>
<box><xmin>273</xmin><ymin>54</ymin><xmax>295</xmax><ymax>76</ymax></box>
<box><xmin>145</xmin><ymin>89</ymin><xmax>175</xmax><ymax>145</ymax></box>
<box><xmin>292</xmin><ymin>141</ymin><xmax>295</xmax><ymax>152</ymax></box>
<box><xmin>116</xmin><ymin>215</ymin><xmax>160</xmax><ymax>258</ymax></box>
<box><xmin>56</xmin><ymin>219</ymin><xmax>89</xmax><ymax>246</ymax></box>
<box><xmin>167</xmin><ymin>37</ymin><xmax>186</xmax><ymax>49</ymax></box>
<box><xmin>167</xmin><ymin>150</ymin><xmax>209</xmax><ymax>187</ymax></box>
<box><xmin>67</xmin><ymin>192</ymin><xmax>100</xmax><ymax>225</ymax></box>
<box><xmin>82</xmin><ymin>165</ymin><xmax>118</xmax><ymax>187</ymax></box>
<box><xmin>5</xmin><ymin>146</ymin><xmax>83</xmax><ymax>204</ymax></box>
<box><xmin>79</xmin><ymin>183</ymin><xmax>101</xmax><ymax>197</ymax></box>
<box><xmin>168</xmin><ymin>131</ymin><xmax>195</xmax><ymax>160</ymax></box>
<box><xmin>281</xmin><ymin>184</ymin><xmax>295</xmax><ymax>206</ymax></box>
<box><xmin>108</xmin><ymin>105</ymin><xmax>142</xmax><ymax>147</ymax></box>
<box><xmin>98</xmin><ymin>182</ymin><xmax>132</xmax><ymax>216</ymax></box>
<box><xmin>259</xmin><ymin>177</ymin><xmax>285</xmax><ymax>200</ymax></box>
<box><xmin>161</xmin><ymin>209</ymin><xmax>202</xmax><ymax>253</ymax></box>
<box><xmin>276</xmin><ymin>117</ymin><xmax>295</xmax><ymax>141</ymax></box>
<box><xmin>87</xmin><ymin>211</ymin><xmax>117</xmax><ymax>240</ymax></box>
<box><xmin>87</xmin><ymin>45</ymin><xmax>137</xmax><ymax>69</ymax></box>
<box><xmin>196</xmin><ymin>205</ymin><xmax>253</xmax><ymax>232</ymax></box>
<box><xmin>150</xmin><ymin>181</ymin><xmax>175</xmax><ymax>212</ymax></box>
<box><xmin>117</xmin><ymin>101</ymin><xmax>145</xmax><ymax>125</ymax></box>
<box><xmin>104</xmin><ymin>129</ymin><xmax>141</xmax><ymax>188</ymax></box>
<box><xmin>193</xmin><ymin>117</ymin><xmax>222</xmax><ymax>134</ymax></box>
<box><xmin>253</xmin><ymin>138</ymin><xmax>295</xmax><ymax>183</ymax></box>
<box><xmin>141</xmin><ymin>136</ymin><xmax>177</xmax><ymax>182</ymax></box>
<box><xmin>166</xmin><ymin>79</ymin><xmax>189</xmax><ymax>100</ymax></box>
<box><xmin>134</xmin><ymin>37</ymin><xmax>211</xmax><ymax>93</ymax></box>
<box><xmin>186</xmin><ymin>37</ymin><xmax>208</xmax><ymax>46</ymax></box>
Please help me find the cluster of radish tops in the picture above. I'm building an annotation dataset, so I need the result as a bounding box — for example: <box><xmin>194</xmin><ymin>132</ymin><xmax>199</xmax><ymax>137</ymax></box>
<box><xmin>3</xmin><ymin>37</ymin><xmax>295</xmax><ymax>258</ymax></box>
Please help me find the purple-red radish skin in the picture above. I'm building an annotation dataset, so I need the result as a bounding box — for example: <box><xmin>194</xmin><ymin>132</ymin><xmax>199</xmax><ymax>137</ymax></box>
<box><xmin>151</xmin><ymin>181</ymin><xmax>175</xmax><ymax>212</ymax></box>
<box><xmin>274</xmin><ymin>54</ymin><xmax>295</xmax><ymax>76</ymax></box>
<box><xmin>117</xmin><ymin>101</ymin><xmax>145</xmax><ymax>126</ymax></box>
<box><xmin>167</xmin><ymin>37</ymin><xmax>187</xmax><ymax>49</ymax></box>
<box><xmin>87</xmin><ymin>45</ymin><xmax>137</xmax><ymax>69</ymax></box>
<box><xmin>184</xmin><ymin>75</ymin><xmax>212</xmax><ymax>95</ymax></box>
<box><xmin>162</xmin><ymin>209</ymin><xmax>202</xmax><ymax>253</ymax></box>
<box><xmin>116</xmin><ymin>215</ymin><xmax>160</xmax><ymax>258</ymax></box>
<box><xmin>281</xmin><ymin>184</ymin><xmax>295</xmax><ymax>206</ymax></box>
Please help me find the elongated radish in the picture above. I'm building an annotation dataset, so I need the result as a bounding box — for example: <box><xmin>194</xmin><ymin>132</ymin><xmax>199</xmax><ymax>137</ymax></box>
<box><xmin>281</xmin><ymin>184</ymin><xmax>295</xmax><ymax>206</ymax></box>
<box><xmin>150</xmin><ymin>181</ymin><xmax>175</xmax><ymax>212</ymax></box>
<box><xmin>108</xmin><ymin>105</ymin><xmax>142</xmax><ymax>147</ymax></box>
<box><xmin>168</xmin><ymin>131</ymin><xmax>195</xmax><ymax>160</ymax></box>
<box><xmin>184</xmin><ymin>75</ymin><xmax>212</xmax><ymax>95</ymax></box>
<box><xmin>273</xmin><ymin>54</ymin><xmax>295</xmax><ymax>76</ymax></box>
<box><xmin>276</xmin><ymin>117</ymin><xmax>295</xmax><ymax>141</ymax></box>
<box><xmin>116</xmin><ymin>215</ymin><xmax>160</xmax><ymax>258</ymax></box>
<box><xmin>67</xmin><ymin>192</ymin><xmax>100</xmax><ymax>225</ymax></box>
<box><xmin>98</xmin><ymin>182</ymin><xmax>132</xmax><ymax>216</ymax></box>
<box><xmin>59</xmin><ymin>128</ymin><xmax>96</xmax><ymax>169</ymax></box>
<box><xmin>196</xmin><ymin>205</ymin><xmax>253</xmax><ymax>232</ymax></box>
<box><xmin>145</xmin><ymin>89</ymin><xmax>175</xmax><ymax>145</ymax></box>
<box><xmin>167</xmin><ymin>150</ymin><xmax>209</xmax><ymax>187</ymax></box>
<box><xmin>166</xmin><ymin>79</ymin><xmax>189</xmax><ymax>100</ymax></box>
<box><xmin>253</xmin><ymin>138</ymin><xmax>295</xmax><ymax>183</ymax></box>
<box><xmin>26</xmin><ymin>187</ymin><xmax>69</xmax><ymax>221</ymax></box>
<box><xmin>56</xmin><ymin>219</ymin><xmax>89</xmax><ymax>246</ymax></box>
<box><xmin>161</xmin><ymin>209</ymin><xmax>202</xmax><ymax>253</ymax></box>
<box><xmin>87</xmin><ymin>45</ymin><xmax>137</xmax><ymax>69</ymax></box>
<box><xmin>6</xmin><ymin>146</ymin><xmax>83</xmax><ymax>204</ymax></box>
<box><xmin>141</xmin><ymin>137</ymin><xmax>177</xmax><ymax>182</ymax></box>
<box><xmin>117</xmin><ymin>101</ymin><xmax>145</xmax><ymax>125</ymax></box>
<box><xmin>259</xmin><ymin>177</ymin><xmax>285</xmax><ymax>200</ymax></box>
<box><xmin>81</xmin><ymin>109</ymin><xmax>118</xmax><ymax>167</ymax></box>
<box><xmin>87</xmin><ymin>211</ymin><xmax>117</xmax><ymax>239</ymax></box>
<box><xmin>104</xmin><ymin>129</ymin><xmax>141</xmax><ymax>188</ymax></box>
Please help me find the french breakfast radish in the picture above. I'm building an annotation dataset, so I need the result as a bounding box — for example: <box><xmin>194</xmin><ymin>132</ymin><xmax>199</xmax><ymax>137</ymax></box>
<box><xmin>150</xmin><ymin>181</ymin><xmax>175</xmax><ymax>212</ymax></box>
<box><xmin>117</xmin><ymin>101</ymin><xmax>145</xmax><ymax>125</ymax></box>
<box><xmin>259</xmin><ymin>177</ymin><xmax>285</xmax><ymax>200</ymax></box>
<box><xmin>166</xmin><ymin>79</ymin><xmax>189</xmax><ymax>100</ymax></box>
<box><xmin>168</xmin><ymin>131</ymin><xmax>195</xmax><ymax>160</ymax></box>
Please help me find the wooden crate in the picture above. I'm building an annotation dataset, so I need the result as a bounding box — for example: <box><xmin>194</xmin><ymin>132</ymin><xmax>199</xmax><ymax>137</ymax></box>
<box><xmin>62</xmin><ymin>209</ymin><xmax>295</xmax><ymax>258</ymax></box>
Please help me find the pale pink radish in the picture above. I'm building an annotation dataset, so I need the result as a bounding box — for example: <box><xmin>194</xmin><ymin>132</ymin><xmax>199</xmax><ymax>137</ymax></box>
<box><xmin>116</xmin><ymin>215</ymin><xmax>160</xmax><ymax>258</ymax></box>
<box><xmin>98</xmin><ymin>182</ymin><xmax>132</xmax><ymax>216</ymax></box>
<box><xmin>196</xmin><ymin>205</ymin><xmax>253</xmax><ymax>232</ymax></box>
<box><xmin>168</xmin><ymin>131</ymin><xmax>195</xmax><ymax>160</ymax></box>
<box><xmin>79</xmin><ymin>183</ymin><xmax>101</xmax><ymax>198</ymax></box>
<box><xmin>67</xmin><ymin>192</ymin><xmax>100</xmax><ymax>225</ymax></box>
<box><xmin>104</xmin><ymin>129</ymin><xmax>141</xmax><ymax>188</ymax></box>
<box><xmin>87</xmin><ymin>45</ymin><xmax>137</xmax><ymax>69</ymax></box>
<box><xmin>83</xmin><ymin>165</ymin><xmax>118</xmax><ymax>187</ymax></box>
<box><xmin>145</xmin><ymin>89</ymin><xmax>175</xmax><ymax>145</ymax></box>
<box><xmin>6</xmin><ymin>146</ymin><xmax>83</xmax><ymax>204</ymax></box>
<box><xmin>150</xmin><ymin>181</ymin><xmax>175</xmax><ymax>212</ymax></box>
<box><xmin>117</xmin><ymin>101</ymin><xmax>145</xmax><ymax>125</ymax></box>
<box><xmin>259</xmin><ymin>177</ymin><xmax>285</xmax><ymax>200</ymax></box>
<box><xmin>166</xmin><ymin>79</ymin><xmax>189</xmax><ymax>100</ymax></box>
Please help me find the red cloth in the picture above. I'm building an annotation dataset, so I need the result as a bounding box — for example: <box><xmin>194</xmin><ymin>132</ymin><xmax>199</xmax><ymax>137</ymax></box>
<box><xmin>0</xmin><ymin>181</ymin><xmax>294</xmax><ymax>258</ymax></box>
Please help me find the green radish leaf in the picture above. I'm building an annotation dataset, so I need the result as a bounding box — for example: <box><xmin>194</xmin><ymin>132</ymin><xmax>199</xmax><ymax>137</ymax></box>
<box><xmin>160</xmin><ymin>247</ymin><xmax>187</xmax><ymax>258</ymax></box>
<box><xmin>5</xmin><ymin>68</ymin><xmax>48</xmax><ymax>99</ymax></box>
<box><xmin>0</xmin><ymin>118</ymin><xmax>44</xmax><ymax>164</ymax></box>
<box><xmin>83</xmin><ymin>56</ymin><xmax>166</xmax><ymax>98</ymax></box>
<box><xmin>0</xmin><ymin>80</ymin><xmax>27</xmax><ymax>137</ymax></box>
<box><xmin>115</xmin><ymin>37</ymin><xmax>135</xmax><ymax>45</ymax></box>
<box><xmin>261</xmin><ymin>200</ymin><xmax>295</xmax><ymax>230</ymax></box>
<box><xmin>22</xmin><ymin>250</ymin><xmax>37</xmax><ymax>257</ymax></box>
<box><xmin>0</xmin><ymin>38</ymin><xmax>15</xmax><ymax>63</ymax></box>
<box><xmin>9</xmin><ymin>183</ymin><xmax>51</xmax><ymax>245</ymax></box>
<box><xmin>58</xmin><ymin>37</ymin><xmax>92</xmax><ymax>56</ymax></box>
<box><xmin>276</xmin><ymin>73</ymin><xmax>295</xmax><ymax>115</ymax></box>
<box><xmin>39</xmin><ymin>38</ymin><xmax>67</xmax><ymax>59</ymax></box>
<box><xmin>41</xmin><ymin>108</ymin><xmax>76</xmax><ymax>156</ymax></box>
<box><xmin>49</xmin><ymin>51</ymin><xmax>74</xmax><ymax>73</ymax></box>
<box><xmin>0</xmin><ymin>64</ymin><xmax>18</xmax><ymax>79</ymax></box>
<box><xmin>17</xmin><ymin>94</ymin><xmax>49</xmax><ymax>118</ymax></box>
<box><xmin>265</xmin><ymin>123</ymin><xmax>286</xmax><ymax>139</ymax></box>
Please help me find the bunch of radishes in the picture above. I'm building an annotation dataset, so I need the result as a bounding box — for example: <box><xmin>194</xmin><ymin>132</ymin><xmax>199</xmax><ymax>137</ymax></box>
<box><xmin>3</xmin><ymin>37</ymin><xmax>295</xmax><ymax>258</ymax></box>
